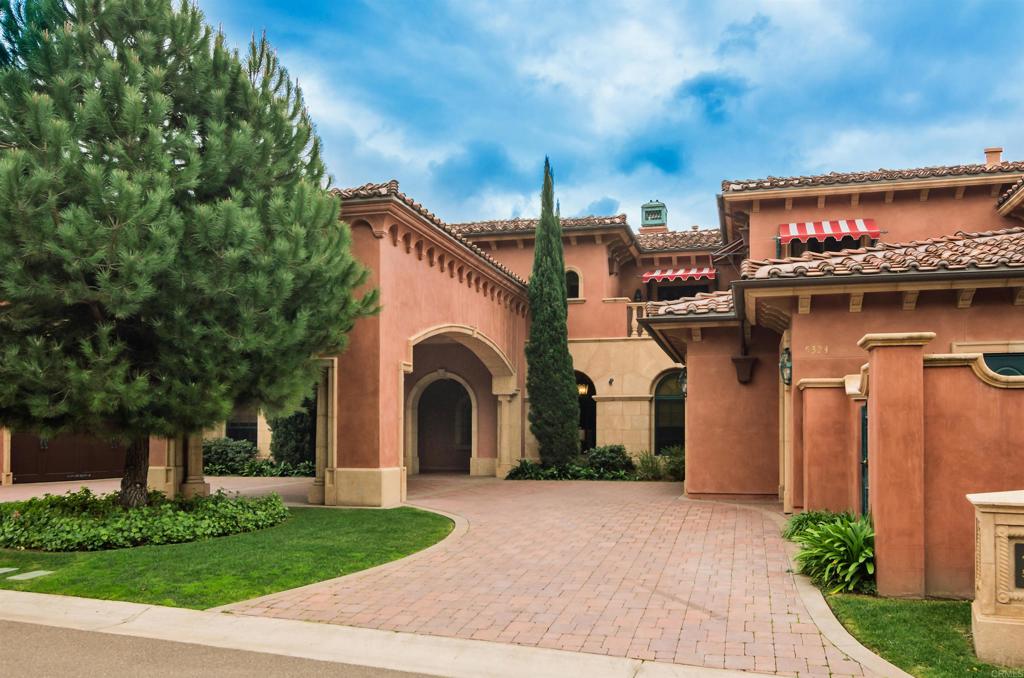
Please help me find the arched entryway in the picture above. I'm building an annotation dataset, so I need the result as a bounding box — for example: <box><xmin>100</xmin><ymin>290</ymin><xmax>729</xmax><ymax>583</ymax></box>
<box><xmin>416</xmin><ymin>377</ymin><xmax>474</xmax><ymax>473</ymax></box>
<box><xmin>575</xmin><ymin>370</ymin><xmax>597</xmax><ymax>452</ymax></box>
<box><xmin>653</xmin><ymin>369</ymin><xmax>685</xmax><ymax>454</ymax></box>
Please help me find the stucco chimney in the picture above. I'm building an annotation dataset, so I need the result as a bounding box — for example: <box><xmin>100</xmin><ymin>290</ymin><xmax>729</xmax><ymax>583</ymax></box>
<box><xmin>984</xmin><ymin>146</ymin><xmax>1003</xmax><ymax>167</ymax></box>
<box><xmin>640</xmin><ymin>200</ymin><xmax>668</xmax><ymax>233</ymax></box>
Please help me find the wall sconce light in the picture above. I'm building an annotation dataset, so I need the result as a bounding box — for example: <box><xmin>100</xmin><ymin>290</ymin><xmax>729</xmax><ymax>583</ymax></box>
<box><xmin>608</xmin><ymin>377</ymin><xmax>614</xmax><ymax>386</ymax></box>
<box><xmin>779</xmin><ymin>347</ymin><xmax>793</xmax><ymax>386</ymax></box>
<box><xmin>577</xmin><ymin>383</ymin><xmax>590</xmax><ymax>396</ymax></box>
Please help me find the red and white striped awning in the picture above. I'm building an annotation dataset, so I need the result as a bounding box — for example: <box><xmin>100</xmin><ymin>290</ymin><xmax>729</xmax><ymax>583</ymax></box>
<box><xmin>778</xmin><ymin>218</ymin><xmax>879</xmax><ymax>244</ymax></box>
<box><xmin>642</xmin><ymin>267</ymin><xmax>716</xmax><ymax>283</ymax></box>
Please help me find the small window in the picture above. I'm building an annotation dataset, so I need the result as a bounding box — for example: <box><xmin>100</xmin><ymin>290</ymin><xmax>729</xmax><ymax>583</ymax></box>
<box><xmin>789</xmin><ymin>235</ymin><xmax>868</xmax><ymax>257</ymax></box>
<box><xmin>983</xmin><ymin>352</ymin><xmax>1024</xmax><ymax>376</ymax></box>
<box><xmin>566</xmin><ymin>270</ymin><xmax>581</xmax><ymax>299</ymax></box>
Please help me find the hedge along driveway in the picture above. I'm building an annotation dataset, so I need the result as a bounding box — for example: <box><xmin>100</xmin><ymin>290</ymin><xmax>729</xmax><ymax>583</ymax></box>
<box><xmin>0</xmin><ymin>507</ymin><xmax>453</xmax><ymax>609</ymax></box>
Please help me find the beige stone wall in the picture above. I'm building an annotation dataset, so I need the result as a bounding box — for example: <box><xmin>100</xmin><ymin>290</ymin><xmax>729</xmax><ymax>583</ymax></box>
<box><xmin>569</xmin><ymin>337</ymin><xmax>682</xmax><ymax>455</ymax></box>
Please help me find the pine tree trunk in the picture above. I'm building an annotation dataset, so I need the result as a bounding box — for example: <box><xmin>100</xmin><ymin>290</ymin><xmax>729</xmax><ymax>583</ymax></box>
<box><xmin>119</xmin><ymin>437</ymin><xmax>150</xmax><ymax>508</ymax></box>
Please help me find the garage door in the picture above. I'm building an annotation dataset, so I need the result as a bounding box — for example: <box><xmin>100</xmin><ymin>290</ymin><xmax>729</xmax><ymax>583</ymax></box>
<box><xmin>11</xmin><ymin>432</ymin><xmax>126</xmax><ymax>484</ymax></box>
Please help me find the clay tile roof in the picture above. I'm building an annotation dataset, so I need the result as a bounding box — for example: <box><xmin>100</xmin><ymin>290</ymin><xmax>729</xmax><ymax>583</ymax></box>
<box><xmin>332</xmin><ymin>181</ymin><xmax>527</xmax><ymax>287</ymax></box>
<box><xmin>448</xmin><ymin>214</ymin><xmax>629</xmax><ymax>235</ymax></box>
<box><xmin>635</xmin><ymin>229</ymin><xmax>723</xmax><ymax>251</ymax></box>
<box><xmin>722</xmin><ymin>161</ymin><xmax>1024</xmax><ymax>193</ymax></box>
<box><xmin>998</xmin><ymin>177</ymin><xmax>1024</xmax><ymax>207</ymax></box>
<box><xmin>741</xmin><ymin>227</ymin><xmax>1024</xmax><ymax>280</ymax></box>
<box><xmin>647</xmin><ymin>290</ymin><xmax>736</xmax><ymax>318</ymax></box>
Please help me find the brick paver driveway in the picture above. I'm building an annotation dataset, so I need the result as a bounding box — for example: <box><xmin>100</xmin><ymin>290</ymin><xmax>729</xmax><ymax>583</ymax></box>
<box><xmin>228</xmin><ymin>476</ymin><xmax>880</xmax><ymax>677</ymax></box>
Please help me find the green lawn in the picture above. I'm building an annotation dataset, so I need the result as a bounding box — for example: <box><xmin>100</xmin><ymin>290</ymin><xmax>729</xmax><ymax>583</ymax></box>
<box><xmin>828</xmin><ymin>594</ymin><xmax>1021</xmax><ymax>678</ymax></box>
<box><xmin>0</xmin><ymin>506</ymin><xmax>452</xmax><ymax>609</ymax></box>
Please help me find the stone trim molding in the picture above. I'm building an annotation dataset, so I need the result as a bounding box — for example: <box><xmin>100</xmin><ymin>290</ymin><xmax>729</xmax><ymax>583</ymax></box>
<box><xmin>952</xmin><ymin>340</ymin><xmax>1024</xmax><ymax>353</ymax></box>
<box><xmin>994</xmin><ymin>525</ymin><xmax>1024</xmax><ymax>604</ymax></box>
<box><xmin>591</xmin><ymin>394</ymin><xmax>653</xmax><ymax>402</ymax></box>
<box><xmin>405</xmin><ymin>323</ymin><xmax>518</xmax><ymax>395</ymax></box>
<box><xmin>924</xmin><ymin>353</ymin><xmax>1024</xmax><ymax>389</ymax></box>
<box><xmin>843</xmin><ymin>363</ymin><xmax>870</xmax><ymax>400</ymax></box>
<box><xmin>858</xmin><ymin>331</ymin><xmax>936</xmax><ymax>350</ymax></box>
<box><xmin>405</xmin><ymin>369</ymin><xmax>481</xmax><ymax>477</ymax></box>
<box><xmin>796</xmin><ymin>378</ymin><xmax>846</xmax><ymax>390</ymax></box>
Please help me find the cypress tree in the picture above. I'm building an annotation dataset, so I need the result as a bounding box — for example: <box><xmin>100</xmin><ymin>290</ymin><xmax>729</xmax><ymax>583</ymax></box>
<box><xmin>0</xmin><ymin>0</ymin><xmax>377</xmax><ymax>506</ymax></box>
<box><xmin>525</xmin><ymin>158</ymin><xmax>579</xmax><ymax>466</ymax></box>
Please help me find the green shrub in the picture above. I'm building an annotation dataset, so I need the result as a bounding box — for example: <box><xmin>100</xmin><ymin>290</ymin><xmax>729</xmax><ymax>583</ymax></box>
<box><xmin>203</xmin><ymin>437</ymin><xmax>314</xmax><ymax>477</ymax></box>
<box><xmin>504</xmin><ymin>458</ymin><xmax>632</xmax><ymax>481</ymax></box>
<box><xmin>782</xmin><ymin>509</ymin><xmax>855</xmax><ymax>541</ymax></box>
<box><xmin>794</xmin><ymin>514</ymin><xmax>875</xmax><ymax>593</ymax></box>
<box><xmin>203</xmin><ymin>437</ymin><xmax>258</xmax><ymax>475</ymax></box>
<box><xmin>0</xmin><ymin>489</ymin><xmax>289</xmax><ymax>551</ymax></box>
<box><xmin>269</xmin><ymin>393</ymin><xmax>317</xmax><ymax>467</ymax></box>
<box><xmin>581</xmin><ymin>445</ymin><xmax>635</xmax><ymax>473</ymax></box>
<box><xmin>635</xmin><ymin>451</ymin><xmax>665</xmax><ymax>480</ymax></box>
<box><xmin>661</xmin><ymin>445</ymin><xmax>685</xmax><ymax>481</ymax></box>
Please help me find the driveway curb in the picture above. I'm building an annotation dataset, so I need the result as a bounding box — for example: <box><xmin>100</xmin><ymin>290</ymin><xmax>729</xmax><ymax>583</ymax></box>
<box><xmin>0</xmin><ymin>590</ymin><xmax>775</xmax><ymax>678</ymax></box>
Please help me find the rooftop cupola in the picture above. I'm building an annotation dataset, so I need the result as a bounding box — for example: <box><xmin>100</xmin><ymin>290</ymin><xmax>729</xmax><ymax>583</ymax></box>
<box><xmin>640</xmin><ymin>200</ymin><xmax>668</xmax><ymax>233</ymax></box>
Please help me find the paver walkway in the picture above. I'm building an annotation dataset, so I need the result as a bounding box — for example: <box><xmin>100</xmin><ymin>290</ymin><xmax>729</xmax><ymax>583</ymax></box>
<box><xmin>228</xmin><ymin>476</ymin><xmax>883</xmax><ymax>677</ymax></box>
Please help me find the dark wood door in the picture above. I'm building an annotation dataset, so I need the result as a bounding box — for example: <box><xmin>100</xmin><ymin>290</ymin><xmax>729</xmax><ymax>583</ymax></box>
<box><xmin>11</xmin><ymin>432</ymin><xmax>125</xmax><ymax>484</ymax></box>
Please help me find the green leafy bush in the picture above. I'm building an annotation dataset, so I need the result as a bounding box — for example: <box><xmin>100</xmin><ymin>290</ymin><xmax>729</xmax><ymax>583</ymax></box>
<box><xmin>269</xmin><ymin>394</ymin><xmax>317</xmax><ymax>467</ymax></box>
<box><xmin>0</xmin><ymin>489</ymin><xmax>289</xmax><ymax>551</ymax></box>
<box><xmin>635</xmin><ymin>451</ymin><xmax>666</xmax><ymax>480</ymax></box>
<box><xmin>782</xmin><ymin>509</ymin><xmax>855</xmax><ymax>540</ymax></box>
<box><xmin>793</xmin><ymin>514</ymin><xmax>875</xmax><ymax>593</ymax></box>
<box><xmin>581</xmin><ymin>445</ymin><xmax>635</xmax><ymax>473</ymax></box>
<box><xmin>661</xmin><ymin>445</ymin><xmax>685</xmax><ymax>481</ymax></box>
<box><xmin>203</xmin><ymin>437</ymin><xmax>313</xmax><ymax>477</ymax></box>
<box><xmin>504</xmin><ymin>459</ymin><xmax>632</xmax><ymax>481</ymax></box>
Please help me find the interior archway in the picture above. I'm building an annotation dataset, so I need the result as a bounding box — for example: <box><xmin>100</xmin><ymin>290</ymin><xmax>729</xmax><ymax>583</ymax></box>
<box><xmin>575</xmin><ymin>370</ymin><xmax>597</xmax><ymax>452</ymax></box>
<box><xmin>417</xmin><ymin>378</ymin><xmax>473</xmax><ymax>473</ymax></box>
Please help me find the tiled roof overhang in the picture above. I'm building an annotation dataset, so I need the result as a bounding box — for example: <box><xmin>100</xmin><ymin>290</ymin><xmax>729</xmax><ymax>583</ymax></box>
<box><xmin>334</xmin><ymin>181</ymin><xmax>527</xmax><ymax>289</ymax></box>
<box><xmin>722</xmin><ymin>162</ymin><xmax>1024</xmax><ymax>194</ymax></box>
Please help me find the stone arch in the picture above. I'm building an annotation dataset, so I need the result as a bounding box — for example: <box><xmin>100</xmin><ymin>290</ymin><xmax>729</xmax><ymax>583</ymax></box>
<box><xmin>402</xmin><ymin>324</ymin><xmax>522</xmax><ymax>478</ymax></box>
<box><xmin>404</xmin><ymin>369</ymin><xmax>478</xmax><ymax>474</ymax></box>
<box><xmin>405</xmin><ymin>324</ymin><xmax>517</xmax><ymax>395</ymax></box>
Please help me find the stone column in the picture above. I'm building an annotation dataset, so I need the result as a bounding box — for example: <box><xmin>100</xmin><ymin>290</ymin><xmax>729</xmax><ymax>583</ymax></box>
<box><xmin>255</xmin><ymin>411</ymin><xmax>272</xmax><ymax>459</ymax></box>
<box><xmin>968</xmin><ymin>489</ymin><xmax>1024</xmax><ymax>667</ymax></box>
<box><xmin>0</xmin><ymin>427</ymin><xmax>11</xmax><ymax>485</ymax></box>
<box><xmin>180</xmin><ymin>433</ymin><xmax>210</xmax><ymax>498</ymax></box>
<box><xmin>308</xmin><ymin>367</ymin><xmax>329</xmax><ymax>504</ymax></box>
<box><xmin>147</xmin><ymin>436</ymin><xmax>184</xmax><ymax>497</ymax></box>
<box><xmin>858</xmin><ymin>331</ymin><xmax>935</xmax><ymax>597</ymax></box>
<box><xmin>496</xmin><ymin>393</ymin><xmax>519</xmax><ymax>477</ymax></box>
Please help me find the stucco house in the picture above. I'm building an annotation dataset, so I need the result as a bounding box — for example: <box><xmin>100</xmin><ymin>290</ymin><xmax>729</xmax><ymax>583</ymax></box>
<box><xmin>2</xmin><ymin>147</ymin><xmax>1022</xmax><ymax>599</ymax></box>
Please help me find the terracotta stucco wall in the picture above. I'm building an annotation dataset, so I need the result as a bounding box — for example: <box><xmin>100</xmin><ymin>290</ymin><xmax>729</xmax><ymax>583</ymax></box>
<box><xmin>922</xmin><ymin>366</ymin><xmax>1024</xmax><ymax>597</ymax></box>
<box><xmin>684</xmin><ymin>326</ymin><xmax>779</xmax><ymax>497</ymax></box>
<box><xmin>336</xmin><ymin>219</ymin><xmax>528</xmax><ymax>471</ymax></box>
<box><xmin>404</xmin><ymin>343</ymin><xmax>498</xmax><ymax>462</ymax></box>
<box><xmin>799</xmin><ymin>386</ymin><xmax>856</xmax><ymax>513</ymax></box>
<box><xmin>787</xmin><ymin>290</ymin><xmax>1022</xmax><ymax>508</ymax></box>
<box><xmin>745</xmin><ymin>190</ymin><xmax>1017</xmax><ymax>261</ymax></box>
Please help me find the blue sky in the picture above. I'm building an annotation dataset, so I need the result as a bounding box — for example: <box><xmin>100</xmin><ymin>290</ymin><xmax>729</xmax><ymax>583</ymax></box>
<box><xmin>200</xmin><ymin>0</ymin><xmax>1024</xmax><ymax>229</ymax></box>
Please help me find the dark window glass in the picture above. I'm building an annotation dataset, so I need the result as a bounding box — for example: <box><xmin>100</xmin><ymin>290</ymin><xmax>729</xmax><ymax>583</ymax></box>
<box><xmin>653</xmin><ymin>371</ymin><xmax>685</xmax><ymax>454</ymax></box>
<box><xmin>566</xmin><ymin>270</ymin><xmax>580</xmax><ymax>298</ymax></box>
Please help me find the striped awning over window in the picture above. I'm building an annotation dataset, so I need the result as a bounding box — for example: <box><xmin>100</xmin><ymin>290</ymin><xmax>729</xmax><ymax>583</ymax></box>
<box><xmin>642</xmin><ymin>267</ymin><xmax>716</xmax><ymax>283</ymax></box>
<box><xmin>778</xmin><ymin>218</ymin><xmax>879</xmax><ymax>244</ymax></box>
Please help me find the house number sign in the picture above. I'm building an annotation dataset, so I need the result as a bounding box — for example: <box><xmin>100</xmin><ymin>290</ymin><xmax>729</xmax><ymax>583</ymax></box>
<box><xmin>1016</xmin><ymin>542</ymin><xmax>1024</xmax><ymax>589</ymax></box>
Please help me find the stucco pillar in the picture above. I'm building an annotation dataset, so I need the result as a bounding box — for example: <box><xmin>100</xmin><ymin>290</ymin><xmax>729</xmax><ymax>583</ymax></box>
<box><xmin>147</xmin><ymin>436</ymin><xmax>185</xmax><ymax>497</ymax></box>
<box><xmin>858</xmin><ymin>332</ymin><xmax>935</xmax><ymax>597</ymax></box>
<box><xmin>256</xmin><ymin>410</ymin><xmax>272</xmax><ymax>459</ymax></box>
<box><xmin>798</xmin><ymin>380</ymin><xmax>854</xmax><ymax>513</ymax></box>
<box><xmin>180</xmin><ymin>433</ymin><xmax>210</xmax><ymax>499</ymax></box>
<box><xmin>496</xmin><ymin>393</ymin><xmax>522</xmax><ymax>477</ymax></box>
<box><xmin>0</xmin><ymin>427</ymin><xmax>10</xmax><ymax>485</ymax></box>
<box><xmin>308</xmin><ymin>366</ymin><xmax>329</xmax><ymax>504</ymax></box>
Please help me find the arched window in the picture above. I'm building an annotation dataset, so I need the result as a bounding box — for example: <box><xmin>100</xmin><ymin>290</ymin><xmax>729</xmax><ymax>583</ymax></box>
<box><xmin>653</xmin><ymin>370</ymin><xmax>685</xmax><ymax>454</ymax></box>
<box><xmin>566</xmin><ymin>270</ymin><xmax>581</xmax><ymax>299</ymax></box>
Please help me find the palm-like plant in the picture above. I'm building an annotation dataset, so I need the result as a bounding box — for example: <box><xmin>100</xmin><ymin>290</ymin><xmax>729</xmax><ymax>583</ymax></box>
<box><xmin>794</xmin><ymin>515</ymin><xmax>875</xmax><ymax>593</ymax></box>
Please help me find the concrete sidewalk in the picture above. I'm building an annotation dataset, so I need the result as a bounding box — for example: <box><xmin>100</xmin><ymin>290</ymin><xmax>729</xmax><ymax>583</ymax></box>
<box><xmin>0</xmin><ymin>589</ymin><xmax>778</xmax><ymax>678</ymax></box>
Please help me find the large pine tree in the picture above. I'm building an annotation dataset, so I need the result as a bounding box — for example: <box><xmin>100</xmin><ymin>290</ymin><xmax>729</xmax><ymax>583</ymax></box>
<box><xmin>525</xmin><ymin>158</ymin><xmax>579</xmax><ymax>466</ymax></box>
<box><xmin>0</xmin><ymin>0</ymin><xmax>376</xmax><ymax>506</ymax></box>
